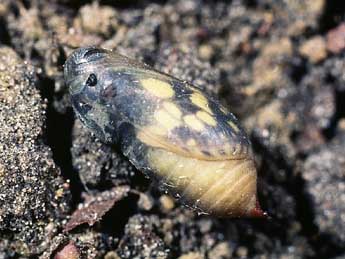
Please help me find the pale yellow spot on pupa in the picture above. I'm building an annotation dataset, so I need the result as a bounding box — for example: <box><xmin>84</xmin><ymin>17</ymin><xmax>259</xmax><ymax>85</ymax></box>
<box><xmin>196</xmin><ymin>111</ymin><xmax>217</xmax><ymax>126</ymax></box>
<box><xmin>145</xmin><ymin>125</ymin><xmax>167</xmax><ymax>136</ymax></box>
<box><xmin>141</xmin><ymin>78</ymin><xmax>174</xmax><ymax>98</ymax></box>
<box><xmin>163</xmin><ymin>102</ymin><xmax>182</xmax><ymax>119</ymax></box>
<box><xmin>154</xmin><ymin>109</ymin><xmax>181</xmax><ymax>131</ymax></box>
<box><xmin>190</xmin><ymin>92</ymin><xmax>212</xmax><ymax>113</ymax></box>
<box><xmin>227</xmin><ymin>120</ymin><xmax>240</xmax><ymax>133</ymax></box>
<box><xmin>220</xmin><ymin>105</ymin><xmax>228</xmax><ymax>114</ymax></box>
<box><xmin>184</xmin><ymin>114</ymin><xmax>204</xmax><ymax>131</ymax></box>
<box><xmin>187</xmin><ymin>139</ymin><xmax>197</xmax><ymax>146</ymax></box>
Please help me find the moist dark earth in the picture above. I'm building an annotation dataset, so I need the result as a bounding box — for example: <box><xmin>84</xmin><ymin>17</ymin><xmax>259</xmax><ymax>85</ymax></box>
<box><xmin>0</xmin><ymin>0</ymin><xmax>345</xmax><ymax>258</ymax></box>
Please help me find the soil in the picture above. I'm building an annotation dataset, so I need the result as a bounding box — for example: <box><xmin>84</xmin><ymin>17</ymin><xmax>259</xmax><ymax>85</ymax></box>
<box><xmin>0</xmin><ymin>0</ymin><xmax>344</xmax><ymax>258</ymax></box>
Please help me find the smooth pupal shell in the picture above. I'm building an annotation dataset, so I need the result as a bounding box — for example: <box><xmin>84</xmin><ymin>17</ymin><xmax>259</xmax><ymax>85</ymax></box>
<box><xmin>64</xmin><ymin>46</ymin><xmax>265</xmax><ymax>217</ymax></box>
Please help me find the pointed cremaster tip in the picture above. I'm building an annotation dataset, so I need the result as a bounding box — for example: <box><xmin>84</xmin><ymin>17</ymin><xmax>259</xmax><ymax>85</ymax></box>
<box><xmin>249</xmin><ymin>200</ymin><xmax>268</xmax><ymax>218</ymax></box>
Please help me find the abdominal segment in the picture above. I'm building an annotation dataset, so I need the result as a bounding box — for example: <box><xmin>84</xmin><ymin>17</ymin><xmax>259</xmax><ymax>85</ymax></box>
<box><xmin>146</xmin><ymin>147</ymin><xmax>257</xmax><ymax>217</ymax></box>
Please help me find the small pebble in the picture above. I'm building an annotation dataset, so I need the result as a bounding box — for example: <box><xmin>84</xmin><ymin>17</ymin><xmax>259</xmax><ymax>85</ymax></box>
<box><xmin>104</xmin><ymin>251</ymin><xmax>121</xmax><ymax>259</ymax></box>
<box><xmin>178</xmin><ymin>252</ymin><xmax>205</xmax><ymax>259</ymax></box>
<box><xmin>137</xmin><ymin>192</ymin><xmax>154</xmax><ymax>211</ymax></box>
<box><xmin>299</xmin><ymin>36</ymin><xmax>327</xmax><ymax>63</ymax></box>
<box><xmin>159</xmin><ymin>195</ymin><xmax>175</xmax><ymax>212</ymax></box>
<box><xmin>208</xmin><ymin>242</ymin><xmax>232</xmax><ymax>259</ymax></box>
<box><xmin>198</xmin><ymin>44</ymin><xmax>214</xmax><ymax>61</ymax></box>
<box><xmin>327</xmin><ymin>23</ymin><xmax>345</xmax><ymax>54</ymax></box>
<box><xmin>236</xmin><ymin>246</ymin><xmax>248</xmax><ymax>258</ymax></box>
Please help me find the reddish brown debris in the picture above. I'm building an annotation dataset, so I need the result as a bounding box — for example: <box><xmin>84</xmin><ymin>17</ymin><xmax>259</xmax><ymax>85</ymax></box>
<box><xmin>326</xmin><ymin>23</ymin><xmax>345</xmax><ymax>54</ymax></box>
<box><xmin>54</xmin><ymin>241</ymin><xmax>80</xmax><ymax>259</ymax></box>
<box><xmin>64</xmin><ymin>186</ymin><xmax>130</xmax><ymax>232</ymax></box>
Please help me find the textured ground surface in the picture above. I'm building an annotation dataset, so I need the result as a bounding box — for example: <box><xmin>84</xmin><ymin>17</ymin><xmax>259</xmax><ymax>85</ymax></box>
<box><xmin>0</xmin><ymin>0</ymin><xmax>344</xmax><ymax>258</ymax></box>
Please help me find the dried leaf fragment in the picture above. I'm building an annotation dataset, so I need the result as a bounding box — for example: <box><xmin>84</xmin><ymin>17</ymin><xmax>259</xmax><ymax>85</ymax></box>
<box><xmin>64</xmin><ymin>186</ymin><xmax>130</xmax><ymax>232</ymax></box>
